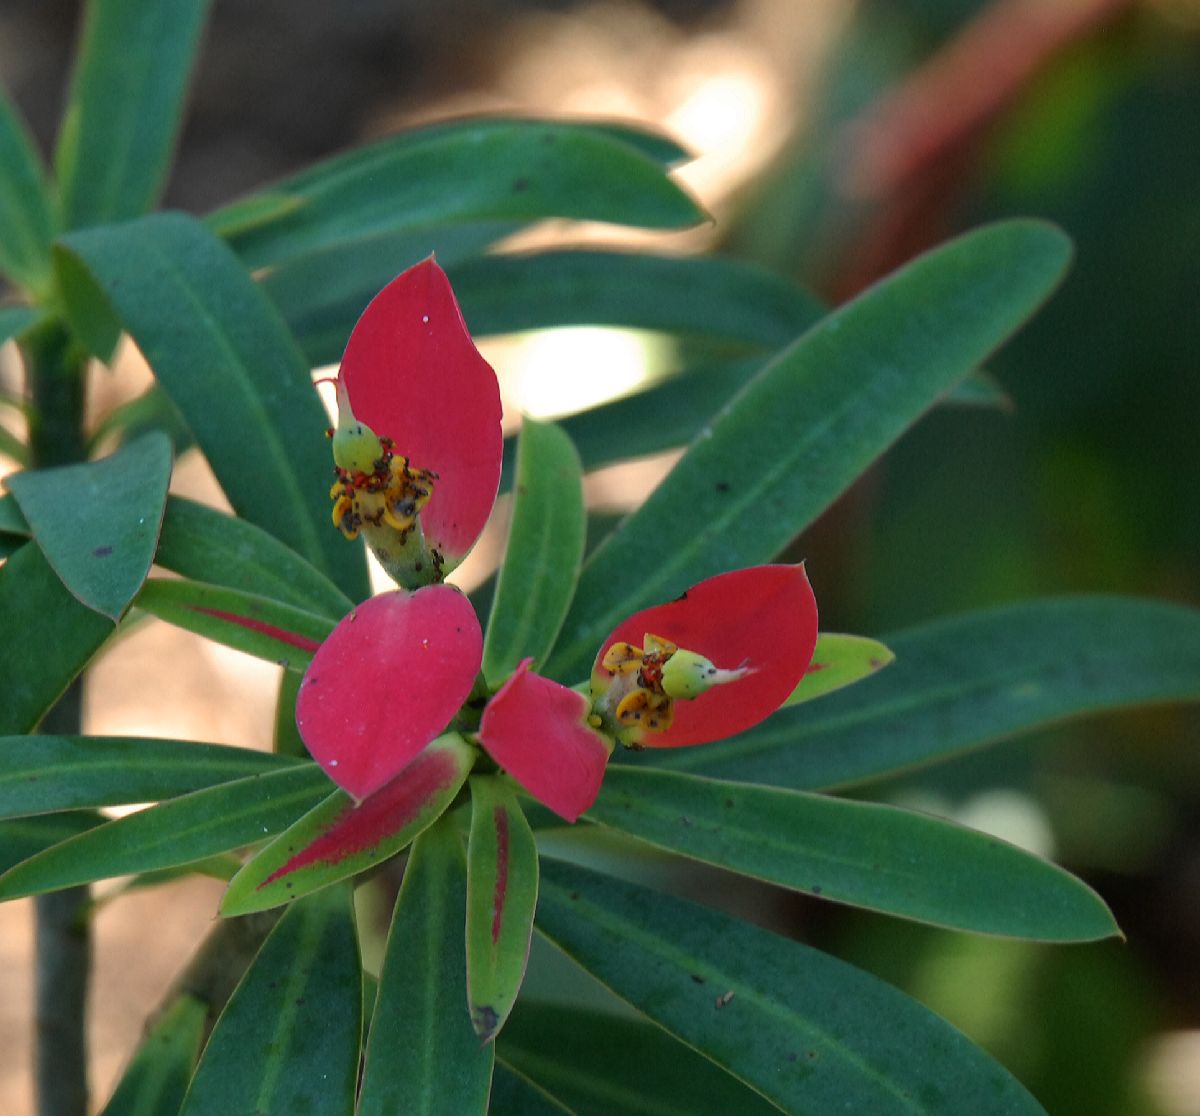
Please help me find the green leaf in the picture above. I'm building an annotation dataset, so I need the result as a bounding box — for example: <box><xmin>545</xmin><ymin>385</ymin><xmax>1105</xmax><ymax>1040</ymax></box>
<box><xmin>0</xmin><ymin>305</ymin><xmax>39</xmax><ymax>346</ymax></box>
<box><xmin>491</xmin><ymin>1062</ymin><xmax>579</xmax><ymax>1116</ymax></box>
<box><xmin>784</xmin><ymin>631</ymin><xmax>895</xmax><ymax>707</ymax></box>
<box><xmin>54</xmin><ymin>0</ymin><xmax>212</xmax><ymax>229</ymax></box>
<box><xmin>543</xmin><ymin>221</ymin><xmax>1073</xmax><ymax>681</ymax></box>
<box><xmin>0</xmin><ymin>764</ymin><xmax>330</xmax><ymax>899</ymax></box>
<box><xmin>6</xmin><ymin>432</ymin><xmax>172</xmax><ymax>620</ymax></box>
<box><xmin>54</xmin><ymin>212</ymin><xmax>368</xmax><ymax>600</ymax></box>
<box><xmin>273</xmin><ymin>670</ymin><xmax>307</xmax><ymax>758</ymax></box>
<box><xmin>262</xmin><ymin>221</ymin><xmax>521</xmax><ymax>368</ymax></box>
<box><xmin>180</xmin><ymin>886</ymin><xmax>361</xmax><ymax>1116</ymax></box>
<box><xmin>448</xmin><ymin>250</ymin><xmax>825</xmax><ymax>346</ymax></box>
<box><xmin>0</xmin><ymin>87</ymin><xmax>55</xmax><ymax>293</ymax></box>
<box><xmin>588</xmin><ymin>768</ymin><xmax>1118</xmax><ymax>941</ymax></box>
<box><xmin>0</xmin><ymin>425</ymin><xmax>27</xmax><ymax>468</ymax></box>
<box><xmin>221</xmin><ymin>734</ymin><xmax>475</xmax><ymax>916</ymax></box>
<box><xmin>0</xmin><ymin>812</ymin><xmax>103</xmax><ymax>876</ymax></box>
<box><xmin>536</xmin><ymin>859</ymin><xmax>1047</xmax><ymax>1116</ymax></box>
<box><xmin>98</xmin><ymin>993</ymin><xmax>206</xmax><ymax>1116</ymax></box>
<box><xmin>156</xmin><ymin>496</ymin><xmax>353</xmax><ymax>619</ymax></box>
<box><xmin>134</xmin><ymin>578</ymin><xmax>334</xmax><ymax>672</ymax></box>
<box><xmin>498</xmin><ymin>1003</ymin><xmax>782</xmax><ymax>1116</ymax></box>
<box><xmin>88</xmin><ymin>384</ymin><xmax>194</xmax><ymax>457</ymax></box>
<box><xmin>484</xmin><ymin>419</ymin><xmax>585</xmax><ymax>686</ymax></box>
<box><xmin>0</xmin><ymin>735</ymin><xmax>299</xmax><ymax>818</ymax></box>
<box><xmin>466</xmin><ymin>777</ymin><xmax>539</xmax><ymax>1042</ymax></box>
<box><xmin>655</xmin><ymin>596</ymin><xmax>1200</xmax><ymax>790</ymax></box>
<box><xmin>358</xmin><ymin>814</ymin><xmax>493</xmax><ymax>1116</ymax></box>
<box><xmin>0</xmin><ymin>493</ymin><xmax>29</xmax><ymax>534</ymax></box>
<box><xmin>945</xmin><ymin>369</ymin><xmax>1013</xmax><ymax>410</ymax></box>
<box><xmin>210</xmin><ymin>118</ymin><xmax>705</xmax><ymax>271</ymax></box>
<box><xmin>0</xmin><ymin>542</ymin><xmax>112</xmax><ymax>734</ymax></box>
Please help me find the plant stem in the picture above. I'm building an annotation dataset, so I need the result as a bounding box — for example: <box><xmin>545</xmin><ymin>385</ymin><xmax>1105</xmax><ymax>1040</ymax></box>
<box><xmin>24</xmin><ymin>318</ymin><xmax>90</xmax><ymax>1116</ymax></box>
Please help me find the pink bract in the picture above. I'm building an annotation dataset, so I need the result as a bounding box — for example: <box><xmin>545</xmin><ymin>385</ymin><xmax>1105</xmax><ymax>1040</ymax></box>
<box><xmin>596</xmin><ymin>564</ymin><xmax>818</xmax><ymax>747</ymax></box>
<box><xmin>338</xmin><ymin>257</ymin><xmax>502</xmax><ymax>567</ymax></box>
<box><xmin>478</xmin><ymin>659</ymin><xmax>611</xmax><ymax>822</ymax></box>
<box><xmin>296</xmin><ymin>587</ymin><xmax>482</xmax><ymax>800</ymax></box>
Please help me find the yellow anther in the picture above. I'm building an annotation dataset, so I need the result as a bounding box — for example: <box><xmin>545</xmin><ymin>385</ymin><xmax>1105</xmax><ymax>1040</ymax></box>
<box><xmin>614</xmin><ymin>688</ymin><xmax>673</xmax><ymax>733</ymax></box>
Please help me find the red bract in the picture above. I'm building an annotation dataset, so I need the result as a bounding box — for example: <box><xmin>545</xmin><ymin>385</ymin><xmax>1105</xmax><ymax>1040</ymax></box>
<box><xmin>337</xmin><ymin>257</ymin><xmax>502</xmax><ymax>573</ymax></box>
<box><xmin>476</xmin><ymin>564</ymin><xmax>818</xmax><ymax>821</ymax></box>
<box><xmin>477</xmin><ymin>660</ymin><xmax>612</xmax><ymax>823</ymax></box>
<box><xmin>595</xmin><ymin>564</ymin><xmax>818</xmax><ymax>747</ymax></box>
<box><xmin>296</xmin><ymin>587</ymin><xmax>482</xmax><ymax>801</ymax></box>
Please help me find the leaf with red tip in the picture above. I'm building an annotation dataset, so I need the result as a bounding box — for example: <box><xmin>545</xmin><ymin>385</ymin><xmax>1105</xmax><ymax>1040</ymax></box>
<box><xmin>135</xmin><ymin>578</ymin><xmax>334</xmax><ymax>671</ymax></box>
<box><xmin>466</xmin><ymin>777</ymin><xmax>538</xmax><ymax>1043</ymax></box>
<box><xmin>296</xmin><ymin>586</ymin><xmax>483</xmax><ymax>800</ymax></box>
<box><xmin>339</xmin><ymin>258</ymin><xmax>502</xmax><ymax>569</ymax></box>
<box><xmin>783</xmin><ymin>632</ymin><xmax>895</xmax><ymax>707</ymax></box>
<box><xmin>478</xmin><ymin>660</ymin><xmax>610</xmax><ymax>822</ymax></box>
<box><xmin>596</xmin><ymin>565</ymin><xmax>818</xmax><ymax>747</ymax></box>
<box><xmin>220</xmin><ymin>733</ymin><xmax>475</xmax><ymax>915</ymax></box>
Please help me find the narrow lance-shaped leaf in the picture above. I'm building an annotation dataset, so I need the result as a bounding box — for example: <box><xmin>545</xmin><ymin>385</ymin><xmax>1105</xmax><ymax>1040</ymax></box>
<box><xmin>134</xmin><ymin>578</ymin><xmax>334</xmax><ymax>672</ymax></box>
<box><xmin>483</xmin><ymin>418</ymin><xmax>585</xmax><ymax>687</ymax></box>
<box><xmin>88</xmin><ymin>384</ymin><xmax>194</xmax><ymax>458</ymax></box>
<box><xmin>156</xmin><ymin>495</ymin><xmax>353</xmax><ymax>620</ymax></box>
<box><xmin>588</xmin><ymin>767</ymin><xmax>1119</xmax><ymax>942</ymax></box>
<box><xmin>210</xmin><ymin>119</ymin><xmax>704</xmax><ymax>271</ymax></box>
<box><xmin>0</xmin><ymin>542</ymin><xmax>112</xmax><ymax>734</ymax></box>
<box><xmin>783</xmin><ymin>632</ymin><xmax>895</xmax><ymax>707</ymax></box>
<box><xmin>544</xmin><ymin>220</ymin><xmax>1073</xmax><ymax>681</ymax></box>
<box><xmin>6</xmin><ymin>431</ymin><xmax>172</xmax><ymax>621</ymax></box>
<box><xmin>466</xmin><ymin>777</ymin><xmax>539</xmax><ymax>1043</ymax></box>
<box><xmin>0</xmin><ymin>735</ymin><xmax>299</xmax><ymax>819</ymax></box>
<box><xmin>54</xmin><ymin>212</ymin><xmax>369</xmax><ymax>600</ymax></box>
<box><xmin>0</xmin><ymin>765</ymin><xmax>331</xmax><ymax>900</ymax></box>
<box><xmin>447</xmin><ymin>250</ymin><xmax>825</xmax><ymax>347</ymax></box>
<box><xmin>358</xmin><ymin>813</ymin><xmax>494</xmax><ymax>1116</ymax></box>
<box><xmin>221</xmin><ymin>734</ymin><xmax>476</xmax><ymax>916</ymax></box>
<box><xmin>654</xmin><ymin>595</ymin><xmax>1200</xmax><ymax>790</ymax></box>
<box><xmin>536</xmin><ymin>859</ymin><xmax>1048</xmax><ymax>1116</ymax></box>
<box><xmin>180</xmin><ymin>886</ymin><xmax>361</xmax><ymax>1116</ymax></box>
<box><xmin>98</xmin><ymin>993</ymin><xmax>207</xmax><ymax>1116</ymax></box>
<box><xmin>498</xmin><ymin>1003</ymin><xmax>784</xmax><ymax>1116</ymax></box>
<box><xmin>54</xmin><ymin>0</ymin><xmax>212</xmax><ymax>229</ymax></box>
<box><xmin>0</xmin><ymin>87</ymin><xmax>54</xmax><ymax>293</ymax></box>
<box><xmin>0</xmin><ymin>813</ymin><xmax>103</xmax><ymax>877</ymax></box>
<box><xmin>489</xmin><ymin>1062</ymin><xmax>578</xmax><ymax>1116</ymax></box>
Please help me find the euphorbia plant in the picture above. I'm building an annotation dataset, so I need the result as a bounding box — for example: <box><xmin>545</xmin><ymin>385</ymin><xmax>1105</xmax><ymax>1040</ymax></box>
<box><xmin>4</xmin><ymin>5</ymin><xmax>1200</xmax><ymax>1112</ymax></box>
<box><xmin>227</xmin><ymin>265</ymin><xmax>824</xmax><ymax>1040</ymax></box>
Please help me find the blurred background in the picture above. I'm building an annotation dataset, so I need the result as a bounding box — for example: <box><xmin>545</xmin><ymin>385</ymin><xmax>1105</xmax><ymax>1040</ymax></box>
<box><xmin>1</xmin><ymin>0</ymin><xmax>1198</xmax><ymax>1112</ymax></box>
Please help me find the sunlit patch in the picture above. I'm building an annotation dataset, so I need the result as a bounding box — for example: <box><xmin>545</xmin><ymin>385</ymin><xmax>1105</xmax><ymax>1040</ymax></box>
<box><xmin>500</xmin><ymin>327</ymin><xmax>662</xmax><ymax>419</ymax></box>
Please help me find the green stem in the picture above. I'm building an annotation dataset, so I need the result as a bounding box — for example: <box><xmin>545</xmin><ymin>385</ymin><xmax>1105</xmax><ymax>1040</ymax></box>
<box><xmin>23</xmin><ymin>318</ymin><xmax>90</xmax><ymax>1116</ymax></box>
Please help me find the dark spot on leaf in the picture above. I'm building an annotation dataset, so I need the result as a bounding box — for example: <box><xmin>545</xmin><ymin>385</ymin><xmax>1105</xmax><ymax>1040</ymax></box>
<box><xmin>679</xmin><ymin>815</ymin><xmax>692</xmax><ymax>827</ymax></box>
<box><xmin>714</xmin><ymin>481</ymin><xmax>730</xmax><ymax>494</ymax></box>
<box><xmin>690</xmin><ymin>974</ymin><xmax>706</xmax><ymax>984</ymax></box>
<box><xmin>869</xmin><ymin>658</ymin><xmax>886</xmax><ymax>669</ymax></box>
<box><xmin>473</xmin><ymin>1004</ymin><xmax>499</xmax><ymax>1039</ymax></box>
<box><xmin>569</xmin><ymin>891</ymin><xmax>580</xmax><ymax>901</ymax></box>
<box><xmin>672</xmin><ymin>590</ymin><xmax>689</xmax><ymax>603</ymax></box>
<box><xmin>786</xmin><ymin>1052</ymin><xmax>798</xmax><ymax>1063</ymax></box>
<box><xmin>811</xmin><ymin>885</ymin><xmax>822</xmax><ymax>895</ymax></box>
<box><xmin>93</xmin><ymin>545</ymin><xmax>113</xmax><ymax>557</ymax></box>
<box><xmin>723</xmin><ymin>798</ymin><xmax>734</xmax><ymax>808</ymax></box>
